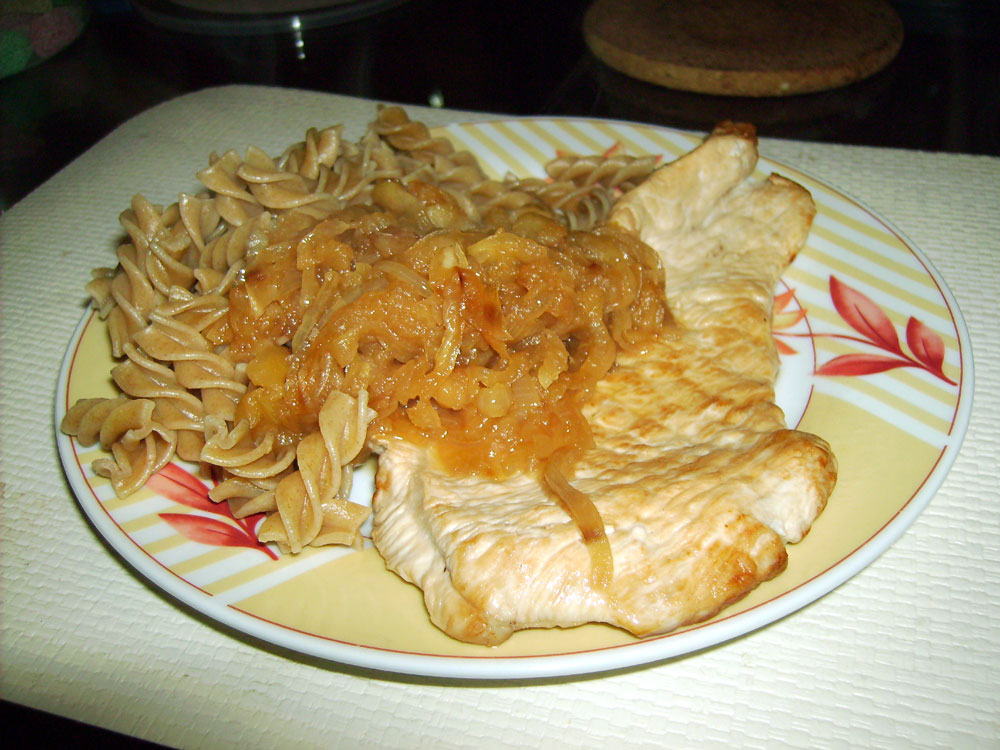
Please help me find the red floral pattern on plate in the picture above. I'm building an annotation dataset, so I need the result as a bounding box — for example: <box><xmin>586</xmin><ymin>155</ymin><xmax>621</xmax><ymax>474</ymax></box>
<box><xmin>774</xmin><ymin>276</ymin><xmax>956</xmax><ymax>386</ymax></box>
<box><xmin>148</xmin><ymin>463</ymin><xmax>278</xmax><ymax>560</ymax></box>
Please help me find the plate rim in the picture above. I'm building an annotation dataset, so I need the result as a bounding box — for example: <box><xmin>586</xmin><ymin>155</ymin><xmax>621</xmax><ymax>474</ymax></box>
<box><xmin>53</xmin><ymin>117</ymin><xmax>974</xmax><ymax>680</ymax></box>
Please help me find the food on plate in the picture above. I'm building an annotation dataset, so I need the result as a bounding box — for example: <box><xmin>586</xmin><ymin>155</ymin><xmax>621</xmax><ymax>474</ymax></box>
<box><xmin>60</xmin><ymin>105</ymin><xmax>661</xmax><ymax>553</ymax></box>
<box><xmin>373</xmin><ymin>122</ymin><xmax>836</xmax><ymax>644</ymax></box>
<box><xmin>61</xmin><ymin>108</ymin><xmax>836</xmax><ymax>644</ymax></box>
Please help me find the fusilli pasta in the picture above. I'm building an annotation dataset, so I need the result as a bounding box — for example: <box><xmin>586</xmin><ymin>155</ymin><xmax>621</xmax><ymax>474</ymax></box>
<box><xmin>62</xmin><ymin>106</ymin><xmax>661</xmax><ymax>552</ymax></box>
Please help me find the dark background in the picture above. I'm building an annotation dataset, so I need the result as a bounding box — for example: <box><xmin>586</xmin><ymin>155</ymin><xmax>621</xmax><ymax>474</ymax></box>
<box><xmin>2</xmin><ymin>0</ymin><xmax>997</xmax><ymax>745</ymax></box>
<box><xmin>2</xmin><ymin>0</ymin><xmax>998</xmax><ymax>213</ymax></box>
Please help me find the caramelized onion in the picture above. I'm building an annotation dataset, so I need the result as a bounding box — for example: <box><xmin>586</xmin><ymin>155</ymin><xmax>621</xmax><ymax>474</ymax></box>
<box><xmin>543</xmin><ymin>448</ymin><xmax>613</xmax><ymax>590</ymax></box>
<box><xmin>226</xmin><ymin>179</ymin><xmax>669</xmax><ymax>481</ymax></box>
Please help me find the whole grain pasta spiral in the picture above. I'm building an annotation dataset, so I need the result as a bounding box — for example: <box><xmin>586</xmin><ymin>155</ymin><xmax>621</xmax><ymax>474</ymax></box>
<box><xmin>62</xmin><ymin>106</ymin><xmax>667</xmax><ymax>554</ymax></box>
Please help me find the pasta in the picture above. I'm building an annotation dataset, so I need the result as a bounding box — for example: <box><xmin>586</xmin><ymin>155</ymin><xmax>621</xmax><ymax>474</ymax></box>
<box><xmin>62</xmin><ymin>106</ymin><xmax>663</xmax><ymax>552</ymax></box>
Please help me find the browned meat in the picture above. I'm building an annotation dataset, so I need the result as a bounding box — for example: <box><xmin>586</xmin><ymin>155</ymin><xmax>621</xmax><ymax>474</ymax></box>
<box><xmin>371</xmin><ymin>123</ymin><xmax>837</xmax><ymax>645</ymax></box>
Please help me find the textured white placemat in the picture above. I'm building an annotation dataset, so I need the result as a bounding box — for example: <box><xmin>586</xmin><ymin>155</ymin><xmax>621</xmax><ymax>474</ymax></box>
<box><xmin>2</xmin><ymin>86</ymin><xmax>997</xmax><ymax>748</ymax></box>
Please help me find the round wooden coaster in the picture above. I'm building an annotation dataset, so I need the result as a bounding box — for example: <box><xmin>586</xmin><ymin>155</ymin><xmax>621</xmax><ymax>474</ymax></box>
<box><xmin>583</xmin><ymin>0</ymin><xmax>904</xmax><ymax>96</ymax></box>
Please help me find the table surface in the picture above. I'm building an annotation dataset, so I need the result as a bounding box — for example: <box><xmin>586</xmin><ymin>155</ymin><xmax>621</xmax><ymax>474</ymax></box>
<box><xmin>2</xmin><ymin>3</ymin><xmax>999</xmax><ymax>748</ymax></box>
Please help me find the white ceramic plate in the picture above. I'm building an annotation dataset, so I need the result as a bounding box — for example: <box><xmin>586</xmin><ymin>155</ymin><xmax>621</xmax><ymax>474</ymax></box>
<box><xmin>55</xmin><ymin>117</ymin><xmax>973</xmax><ymax>679</ymax></box>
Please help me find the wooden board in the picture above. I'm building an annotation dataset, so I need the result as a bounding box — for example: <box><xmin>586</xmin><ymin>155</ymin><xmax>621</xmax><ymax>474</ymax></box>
<box><xmin>583</xmin><ymin>0</ymin><xmax>904</xmax><ymax>96</ymax></box>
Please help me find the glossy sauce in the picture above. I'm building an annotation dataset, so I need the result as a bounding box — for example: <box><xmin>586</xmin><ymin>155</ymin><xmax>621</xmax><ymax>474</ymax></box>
<box><xmin>225</xmin><ymin>179</ymin><xmax>670</xmax><ymax>478</ymax></box>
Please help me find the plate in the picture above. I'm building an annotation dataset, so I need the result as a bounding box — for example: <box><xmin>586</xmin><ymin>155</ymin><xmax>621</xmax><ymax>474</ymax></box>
<box><xmin>55</xmin><ymin>117</ymin><xmax>973</xmax><ymax>679</ymax></box>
